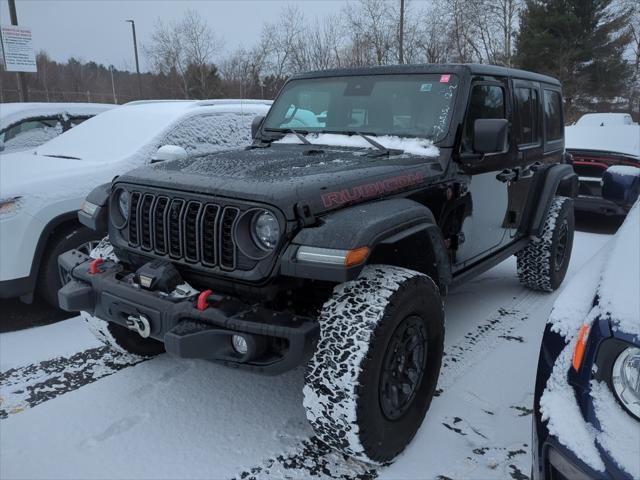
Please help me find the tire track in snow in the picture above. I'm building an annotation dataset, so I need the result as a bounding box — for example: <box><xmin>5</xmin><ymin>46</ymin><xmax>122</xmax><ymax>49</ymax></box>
<box><xmin>234</xmin><ymin>291</ymin><xmax>544</xmax><ymax>480</ymax></box>
<box><xmin>0</xmin><ymin>346</ymin><xmax>145</xmax><ymax>418</ymax></box>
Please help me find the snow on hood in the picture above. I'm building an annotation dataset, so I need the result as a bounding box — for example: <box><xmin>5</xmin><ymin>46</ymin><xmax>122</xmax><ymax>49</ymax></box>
<box><xmin>34</xmin><ymin>101</ymin><xmax>269</xmax><ymax>164</ymax></box>
<box><xmin>575</xmin><ymin>113</ymin><xmax>636</xmax><ymax>127</ymax></box>
<box><xmin>590</xmin><ymin>380</ymin><xmax>640</xmax><ymax>478</ymax></box>
<box><xmin>565</xmin><ymin>125</ymin><xmax>640</xmax><ymax>159</ymax></box>
<box><xmin>0</xmin><ymin>102</ymin><xmax>113</xmax><ymax>131</ymax></box>
<box><xmin>596</xmin><ymin>201</ymin><xmax>640</xmax><ymax>338</ymax></box>
<box><xmin>275</xmin><ymin>133</ymin><xmax>440</xmax><ymax>157</ymax></box>
<box><xmin>541</xmin><ymin>201</ymin><xmax>640</xmax><ymax>475</ymax></box>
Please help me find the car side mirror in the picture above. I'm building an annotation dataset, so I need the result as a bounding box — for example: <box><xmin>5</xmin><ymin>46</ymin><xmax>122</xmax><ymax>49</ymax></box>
<box><xmin>151</xmin><ymin>145</ymin><xmax>188</xmax><ymax>163</ymax></box>
<box><xmin>602</xmin><ymin>166</ymin><xmax>640</xmax><ymax>206</ymax></box>
<box><xmin>473</xmin><ymin>118</ymin><xmax>509</xmax><ymax>155</ymax></box>
<box><xmin>251</xmin><ymin>115</ymin><xmax>265</xmax><ymax>140</ymax></box>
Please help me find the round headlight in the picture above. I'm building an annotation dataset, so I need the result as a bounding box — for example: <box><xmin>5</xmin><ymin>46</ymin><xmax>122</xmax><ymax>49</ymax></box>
<box><xmin>612</xmin><ymin>346</ymin><xmax>640</xmax><ymax>420</ymax></box>
<box><xmin>251</xmin><ymin>210</ymin><xmax>280</xmax><ymax>250</ymax></box>
<box><xmin>118</xmin><ymin>190</ymin><xmax>130</xmax><ymax>219</ymax></box>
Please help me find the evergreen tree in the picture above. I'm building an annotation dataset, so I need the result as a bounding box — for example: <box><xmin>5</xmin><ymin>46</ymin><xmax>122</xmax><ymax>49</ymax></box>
<box><xmin>515</xmin><ymin>0</ymin><xmax>632</xmax><ymax>113</ymax></box>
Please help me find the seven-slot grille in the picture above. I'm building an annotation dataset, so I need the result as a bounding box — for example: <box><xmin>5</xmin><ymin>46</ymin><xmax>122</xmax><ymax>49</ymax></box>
<box><xmin>126</xmin><ymin>191</ymin><xmax>240</xmax><ymax>270</ymax></box>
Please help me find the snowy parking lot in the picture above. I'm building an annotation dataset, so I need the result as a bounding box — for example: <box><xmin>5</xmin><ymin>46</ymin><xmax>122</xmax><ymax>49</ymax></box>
<box><xmin>0</xmin><ymin>216</ymin><xmax>619</xmax><ymax>480</ymax></box>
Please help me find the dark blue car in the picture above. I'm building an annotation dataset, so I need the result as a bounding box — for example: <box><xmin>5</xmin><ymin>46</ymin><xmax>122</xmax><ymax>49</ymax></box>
<box><xmin>532</xmin><ymin>169</ymin><xmax>639</xmax><ymax>480</ymax></box>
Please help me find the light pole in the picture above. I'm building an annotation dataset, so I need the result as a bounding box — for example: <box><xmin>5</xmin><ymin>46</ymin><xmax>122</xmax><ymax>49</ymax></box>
<box><xmin>126</xmin><ymin>19</ymin><xmax>142</xmax><ymax>98</ymax></box>
<box><xmin>399</xmin><ymin>0</ymin><xmax>405</xmax><ymax>64</ymax></box>
<box><xmin>7</xmin><ymin>0</ymin><xmax>28</xmax><ymax>101</ymax></box>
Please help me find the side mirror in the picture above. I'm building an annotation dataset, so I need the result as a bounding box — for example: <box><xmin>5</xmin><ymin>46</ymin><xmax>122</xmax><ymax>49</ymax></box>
<box><xmin>602</xmin><ymin>166</ymin><xmax>640</xmax><ymax>206</ymax></box>
<box><xmin>151</xmin><ymin>145</ymin><xmax>188</xmax><ymax>163</ymax></box>
<box><xmin>473</xmin><ymin>118</ymin><xmax>509</xmax><ymax>155</ymax></box>
<box><xmin>251</xmin><ymin>115</ymin><xmax>265</xmax><ymax>140</ymax></box>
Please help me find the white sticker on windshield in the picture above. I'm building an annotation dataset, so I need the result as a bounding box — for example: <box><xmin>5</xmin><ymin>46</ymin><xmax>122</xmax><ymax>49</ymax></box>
<box><xmin>420</xmin><ymin>83</ymin><xmax>433</xmax><ymax>92</ymax></box>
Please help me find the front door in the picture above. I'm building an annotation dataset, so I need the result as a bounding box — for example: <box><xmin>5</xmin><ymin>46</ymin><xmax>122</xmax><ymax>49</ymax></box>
<box><xmin>455</xmin><ymin>82</ymin><xmax>513</xmax><ymax>267</ymax></box>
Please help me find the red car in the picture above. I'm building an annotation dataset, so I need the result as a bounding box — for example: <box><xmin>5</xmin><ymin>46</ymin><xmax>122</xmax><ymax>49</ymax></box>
<box><xmin>565</xmin><ymin>113</ymin><xmax>639</xmax><ymax>216</ymax></box>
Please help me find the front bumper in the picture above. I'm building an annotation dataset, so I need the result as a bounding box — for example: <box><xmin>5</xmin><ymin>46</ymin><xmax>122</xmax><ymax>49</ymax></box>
<box><xmin>58</xmin><ymin>250</ymin><xmax>319</xmax><ymax>375</ymax></box>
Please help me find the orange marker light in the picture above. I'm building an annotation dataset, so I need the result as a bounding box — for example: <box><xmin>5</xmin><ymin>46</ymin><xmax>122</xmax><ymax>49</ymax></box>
<box><xmin>344</xmin><ymin>246</ymin><xmax>370</xmax><ymax>267</ymax></box>
<box><xmin>572</xmin><ymin>324</ymin><xmax>590</xmax><ymax>372</ymax></box>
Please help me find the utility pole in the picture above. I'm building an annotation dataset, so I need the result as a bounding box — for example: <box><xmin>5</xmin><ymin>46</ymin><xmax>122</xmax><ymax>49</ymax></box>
<box><xmin>126</xmin><ymin>19</ymin><xmax>142</xmax><ymax>98</ymax></box>
<box><xmin>7</xmin><ymin>0</ymin><xmax>28</xmax><ymax>101</ymax></box>
<box><xmin>109</xmin><ymin>65</ymin><xmax>118</xmax><ymax>104</ymax></box>
<box><xmin>398</xmin><ymin>0</ymin><xmax>405</xmax><ymax>64</ymax></box>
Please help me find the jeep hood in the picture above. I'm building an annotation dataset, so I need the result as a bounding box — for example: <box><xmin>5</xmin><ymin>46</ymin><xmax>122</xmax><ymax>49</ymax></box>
<box><xmin>116</xmin><ymin>144</ymin><xmax>447</xmax><ymax>219</ymax></box>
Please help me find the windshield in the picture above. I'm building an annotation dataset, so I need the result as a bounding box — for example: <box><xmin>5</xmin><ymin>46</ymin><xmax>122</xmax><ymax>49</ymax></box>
<box><xmin>263</xmin><ymin>74</ymin><xmax>459</xmax><ymax>142</ymax></box>
<box><xmin>35</xmin><ymin>104</ymin><xmax>189</xmax><ymax>162</ymax></box>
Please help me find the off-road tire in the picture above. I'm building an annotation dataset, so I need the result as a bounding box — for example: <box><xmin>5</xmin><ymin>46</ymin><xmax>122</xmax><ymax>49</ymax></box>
<box><xmin>303</xmin><ymin>265</ymin><xmax>445</xmax><ymax>464</ymax></box>
<box><xmin>82</xmin><ymin>312</ymin><xmax>165</xmax><ymax>357</ymax></box>
<box><xmin>38</xmin><ymin>225</ymin><xmax>102</xmax><ymax>308</ymax></box>
<box><xmin>516</xmin><ymin>196</ymin><xmax>574</xmax><ymax>292</ymax></box>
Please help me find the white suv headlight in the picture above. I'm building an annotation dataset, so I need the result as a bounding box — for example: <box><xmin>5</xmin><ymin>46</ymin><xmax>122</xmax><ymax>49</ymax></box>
<box><xmin>612</xmin><ymin>346</ymin><xmax>640</xmax><ymax>420</ymax></box>
<box><xmin>0</xmin><ymin>196</ymin><xmax>23</xmax><ymax>219</ymax></box>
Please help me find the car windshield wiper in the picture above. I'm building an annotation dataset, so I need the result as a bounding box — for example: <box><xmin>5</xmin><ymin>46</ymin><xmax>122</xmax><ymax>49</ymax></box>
<box><xmin>42</xmin><ymin>154</ymin><xmax>81</xmax><ymax>160</ymax></box>
<box><xmin>263</xmin><ymin>127</ymin><xmax>311</xmax><ymax>145</ymax></box>
<box><xmin>325</xmin><ymin>130</ymin><xmax>402</xmax><ymax>157</ymax></box>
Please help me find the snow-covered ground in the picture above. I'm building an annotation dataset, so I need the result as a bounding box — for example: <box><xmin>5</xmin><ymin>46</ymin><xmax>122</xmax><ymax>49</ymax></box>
<box><xmin>0</xmin><ymin>230</ymin><xmax>612</xmax><ymax>480</ymax></box>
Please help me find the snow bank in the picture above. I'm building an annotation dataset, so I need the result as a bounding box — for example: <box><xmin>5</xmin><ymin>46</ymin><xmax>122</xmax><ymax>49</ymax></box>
<box><xmin>590</xmin><ymin>381</ymin><xmax>640</xmax><ymax>478</ymax></box>
<box><xmin>275</xmin><ymin>133</ymin><xmax>440</xmax><ymax>157</ymax></box>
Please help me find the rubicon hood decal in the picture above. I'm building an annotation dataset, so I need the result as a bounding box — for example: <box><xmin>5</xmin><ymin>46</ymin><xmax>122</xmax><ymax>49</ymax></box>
<box><xmin>321</xmin><ymin>172</ymin><xmax>425</xmax><ymax>208</ymax></box>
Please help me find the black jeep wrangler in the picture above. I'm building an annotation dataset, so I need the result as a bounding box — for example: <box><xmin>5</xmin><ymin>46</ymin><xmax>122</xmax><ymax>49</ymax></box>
<box><xmin>59</xmin><ymin>64</ymin><xmax>577</xmax><ymax>464</ymax></box>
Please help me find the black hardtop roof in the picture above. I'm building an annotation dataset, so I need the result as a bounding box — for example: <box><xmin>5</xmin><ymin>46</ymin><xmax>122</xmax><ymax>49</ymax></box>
<box><xmin>290</xmin><ymin>63</ymin><xmax>561</xmax><ymax>86</ymax></box>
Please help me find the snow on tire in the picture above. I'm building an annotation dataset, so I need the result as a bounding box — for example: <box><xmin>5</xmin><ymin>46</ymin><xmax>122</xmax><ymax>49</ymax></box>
<box><xmin>82</xmin><ymin>312</ymin><xmax>164</xmax><ymax>357</ymax></box>
<box><xmin>516</xmin><ymin>196</ymin><xmax>574</xmax><ymax>292</ymax></box>
<box><xmin>303</xmin><ymin>264</ymin><xmax>445</xmax><ymax>464</ymax></box>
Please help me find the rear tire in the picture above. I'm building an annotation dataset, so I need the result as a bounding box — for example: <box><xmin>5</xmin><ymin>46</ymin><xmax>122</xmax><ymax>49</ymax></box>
<box><xmin>516</xmin><ymin>196</ymin><xmax>574</xmax><ymax>292</ymax></box>
<box><xmin>83</xmin><ymin>312</ymin><xmax>165</xmax><ymax>357</ymax></box>
<box><xmin>303</xmin><ymin>265</ymin><xmax>445</xmax><ymax>464</ymax></box>
<box><xmin>38</xmin><ymin>225</ymin><xmax>102</xmax><ymax>308</ymax></box>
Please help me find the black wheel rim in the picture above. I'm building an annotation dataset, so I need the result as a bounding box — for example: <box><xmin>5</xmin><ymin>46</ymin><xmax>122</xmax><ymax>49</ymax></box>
<box><xmin>379</xmin><ymin>315</ymin><xmax>428</xmax><ymax>421</ymax></box>
<box><xmin>554</xmin><ymin>219</ymin><xmax>569</xmax><ymax>271</ymax></box>
<box><xmin>58</xmin><ymin>240</ymin><xmax>100</xmax><ymax>286</ymax></box>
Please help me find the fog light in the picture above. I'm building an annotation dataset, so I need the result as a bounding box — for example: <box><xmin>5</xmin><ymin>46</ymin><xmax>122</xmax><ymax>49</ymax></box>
<box><xmin>231</xmin><ymin>335</ymin><xmax>248</xmax><ymax>355</ymax></box>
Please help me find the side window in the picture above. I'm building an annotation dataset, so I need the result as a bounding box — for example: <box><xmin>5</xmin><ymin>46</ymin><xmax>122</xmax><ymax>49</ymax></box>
<box><xmin>543</xmin><ymin>90</ymin><xmax>563</xmax><ymax>142</ymax></box>
<box><xmin>162</xmin><ymin>112</ymin><xmax>253</xmax><ymax>156</ymax></box>
<box><xmin>514</xmin><ymin>87</ymin><xmax>540</xmax><ymax>146</ymax></box>
<box><xmin>462</xmin><ymin>85</ymin><xmax>505</xmax><ymax>152</ymax></box>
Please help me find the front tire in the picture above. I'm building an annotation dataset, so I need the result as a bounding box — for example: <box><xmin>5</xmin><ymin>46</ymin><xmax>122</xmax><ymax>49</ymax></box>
<box><xmin>38</xmin><ymin>225</ymin><xmax>102</xmax><ymax>308</ymax></box>
<box><xmin>516</xmin><ymin>196</ymin><xmax>574</xmax><ymax>292</ymax></box>
<box><xmin>303</xmin><ymin>265</ymin><xmax>445</xmax><ymax>464</ymax></box>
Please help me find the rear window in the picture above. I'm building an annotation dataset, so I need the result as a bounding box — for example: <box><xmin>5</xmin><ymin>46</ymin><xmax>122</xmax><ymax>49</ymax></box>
<box><xmin>544</xmin><ymin>90</ymin><xmax>563</xmax><ymax>142</ymax></box>
<box><xmin>514</xmin><ymin>87</ymin><xmax>540</xmax><ymax>146</ymax></box>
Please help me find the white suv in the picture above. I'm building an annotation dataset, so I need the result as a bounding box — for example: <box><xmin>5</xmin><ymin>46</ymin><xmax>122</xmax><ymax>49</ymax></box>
<box><xmin>0</xmin><ymin>99</ymin><xmax>271</xmax><ymax>306</ymax></box>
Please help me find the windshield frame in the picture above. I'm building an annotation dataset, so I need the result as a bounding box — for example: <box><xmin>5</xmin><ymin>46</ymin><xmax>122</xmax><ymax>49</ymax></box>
<box><xmin>261</xmin><ymin>73</ymin><xmax>460</xmax><ymax>144</ymax></box>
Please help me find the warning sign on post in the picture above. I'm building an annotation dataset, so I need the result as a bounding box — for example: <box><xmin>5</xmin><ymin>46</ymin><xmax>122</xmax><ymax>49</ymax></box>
<box><xmin>1</xmin><ymin>25</ymin><xmax>37</xmax><ymax>72</ymax></box>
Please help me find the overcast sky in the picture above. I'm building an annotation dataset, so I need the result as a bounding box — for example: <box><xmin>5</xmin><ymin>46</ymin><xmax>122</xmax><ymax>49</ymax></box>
<box><xmin>0</xmin><ymin>0</ymin><xmax>349</xmax><ymax>72</ymax></box>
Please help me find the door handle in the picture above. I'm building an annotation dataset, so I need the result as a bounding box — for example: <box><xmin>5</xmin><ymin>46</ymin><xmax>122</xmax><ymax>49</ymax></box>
<box><xmin>496</xmin><ymin>169</ymin><xmax>518</xmax><ymax>182</ymax></box>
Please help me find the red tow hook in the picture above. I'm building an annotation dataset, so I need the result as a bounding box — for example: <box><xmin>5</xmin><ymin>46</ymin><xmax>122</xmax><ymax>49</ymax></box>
<box><xmin>197</xmin><ymin>289</ymin><xmax>213</xmax><ymax>311</ymax></box>
<box><xmin>88</xmin><ymin>258</ymin><xmax>104</xmax><ymax>274</ymax></box>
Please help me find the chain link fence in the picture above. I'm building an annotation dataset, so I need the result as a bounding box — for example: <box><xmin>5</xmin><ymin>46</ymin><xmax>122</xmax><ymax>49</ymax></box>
<box><xmin>0</xmin><ymin>88</ymin><xmax>138</xmax><ymax>104</ymax></box>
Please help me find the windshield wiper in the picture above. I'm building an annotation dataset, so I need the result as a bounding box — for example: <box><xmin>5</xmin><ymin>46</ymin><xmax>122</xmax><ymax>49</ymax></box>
<box><xmin>42</xmin><ymin>154</ymin><xmax>81</xmax><ymax>160</ymax></box>
<box><xmin>328</xmin><ymin>130</ymin><xmax>402</xmax><ymax>157</ymax></box>
<box><xmin>286</xmin><ymin>128</ymin><xmax>311</xmax><ymax>145</ymax></box>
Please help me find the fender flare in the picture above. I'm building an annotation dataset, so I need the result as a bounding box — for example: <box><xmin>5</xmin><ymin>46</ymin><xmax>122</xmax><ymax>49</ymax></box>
<box><xmin>522</xmin><ymin>164</ymin><xmax>578</xmax><ymax>237</ymax></box>
<box><xmin>281</xmin><ymin>198</ymin><xmax>451</xmax><ymax>289</ymax></box>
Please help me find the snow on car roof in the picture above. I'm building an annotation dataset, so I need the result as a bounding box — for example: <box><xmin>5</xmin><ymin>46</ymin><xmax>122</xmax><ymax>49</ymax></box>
<box><xmin>34</xmin><ymin>100</ymin><xmax>271</xmax><ymax>163</ymax></box>
<box><xmin>565</xmin><ymin>125</ymin><xmax>640</xmax><ymax>159</ymax></box>
<box><xmin>575</xmin><ymin>113</ymin><xmax>636</xmax><ymax>127</ymax></box>
<box><xmin>0</xmin><ymin>102</ymin><xmax>114</xmax><ymax>130</ymax></box>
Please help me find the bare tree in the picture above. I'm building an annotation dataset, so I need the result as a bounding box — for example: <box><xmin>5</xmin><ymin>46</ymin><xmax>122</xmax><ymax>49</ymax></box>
<box><xmin>145</xmin><ymin>10</ymin><xmax>223</xmax><ymax>98</ymax></box>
